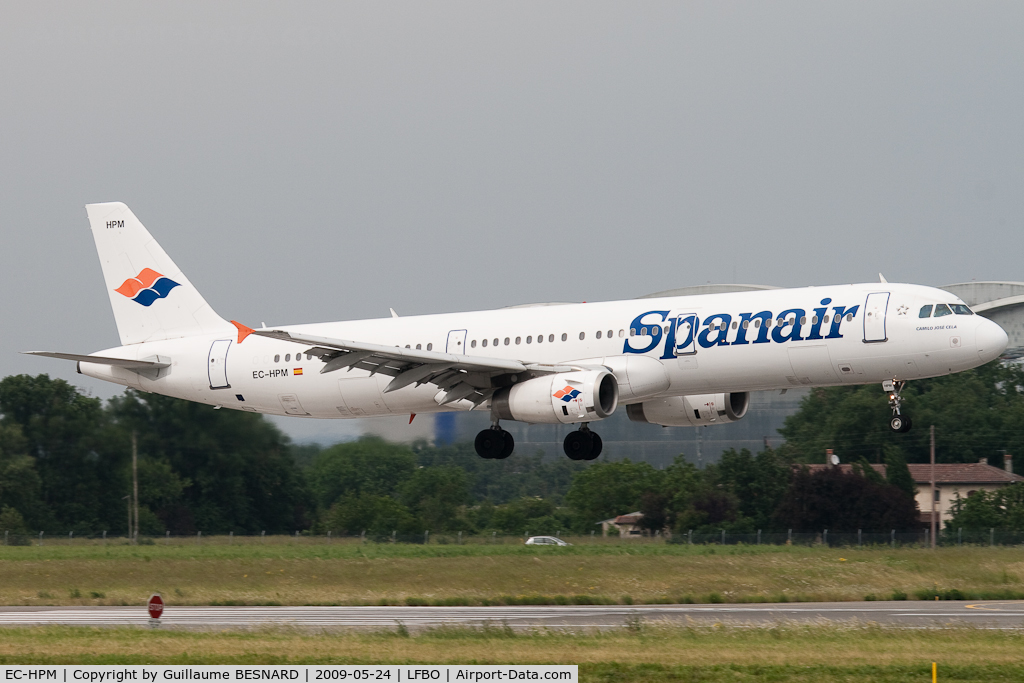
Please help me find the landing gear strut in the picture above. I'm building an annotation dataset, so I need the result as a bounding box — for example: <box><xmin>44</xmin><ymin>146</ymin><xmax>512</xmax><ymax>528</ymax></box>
<box><xmin>475</xmin><ymin>424</ymin><xmax>514</xmax><ymax>459</ymax></box>
<box><xmin>884</xmin><ymin>379</ymin><xmax>912</xmax><ymax>433</ymax></box>
<box><xmin>563</xmin><ymin>424</ymin><xmax>603</xmax><ymax>461</ymax></box>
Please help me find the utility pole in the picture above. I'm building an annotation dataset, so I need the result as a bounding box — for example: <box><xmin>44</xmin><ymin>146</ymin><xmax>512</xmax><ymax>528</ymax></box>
<box><xmin>930</xmin><ymin>425</ymin><xmax>936</xmax><ymax>550</ymax></box>
<box><xmin>132</xmin><ymin>431</ymin><xmax>139</xmax><ymax>545</ymax></box>
<box><xmin>123</xmin><ymin>495</ymin><xmax>132</xmax><ymax>542</ymax></box>
<box><xmin>696</xmin><ymin>426</ymin><xmax>703</xmax><ymax>468</ymax></box>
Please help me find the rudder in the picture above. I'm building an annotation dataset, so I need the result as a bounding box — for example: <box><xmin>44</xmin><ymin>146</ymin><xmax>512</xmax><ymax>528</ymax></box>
<box><xmin>86</xmin><ymin>202</ymin><xmax>231</xmax><ymax>345</ymax></box>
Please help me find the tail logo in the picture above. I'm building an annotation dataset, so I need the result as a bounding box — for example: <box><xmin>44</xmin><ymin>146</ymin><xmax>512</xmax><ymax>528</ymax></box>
<box><xmin>115</xmin><ymin>268</ymin><xmax>180</xmax><ymax>307</ymax></box>
<box><xmin>553</xmin><ymin>385</ymin><xmax>581</xmax><ymax>402</ymax></box>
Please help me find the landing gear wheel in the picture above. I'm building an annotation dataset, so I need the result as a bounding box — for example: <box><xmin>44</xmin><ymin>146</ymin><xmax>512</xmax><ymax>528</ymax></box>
<box><xmin>584</xmin><ymin>433</ymin><xmax>603</xmax><ymax>460</ymax></box>
<box><xmin>890</xmin><ymin>415</ymin><xmax>912</xmax><ymax>433</ymax></box>
<box><xmin>475</xmin><ymin>429</ymin><xmax>507</xmax><ymax>459</ymax></box>
<box><xmin>884</xmin><ymin>380</ymin><xmax>912</xmax><ymax>433</ymax></box>
<box><xmin>563</xmin><ymin>430</ymin><xmax>594</xmax><ymax>461</ymax></box>
<box><xmin>497</xmin><ymin>430</ymin><xmax>515</xmax><ymax>460</ymax></box>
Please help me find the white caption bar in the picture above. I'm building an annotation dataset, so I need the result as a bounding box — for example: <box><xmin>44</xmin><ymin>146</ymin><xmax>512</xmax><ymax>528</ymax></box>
<box><xmin>0</xmin><ymin>667</ymin><xmax>577</xmax><ymax>683</ymax></box>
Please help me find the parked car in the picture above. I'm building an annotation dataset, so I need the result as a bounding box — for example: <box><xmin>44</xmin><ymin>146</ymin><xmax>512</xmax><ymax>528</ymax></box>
<box><xmin>525</xmin><ymin>536</ymin><xmax>571</xmax><ymax>546</ymax></box>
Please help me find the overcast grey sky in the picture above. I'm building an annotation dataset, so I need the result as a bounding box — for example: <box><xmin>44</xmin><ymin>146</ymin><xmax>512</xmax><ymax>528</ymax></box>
<box><xmin>2</xmin><ymin>2</ymin><xmax>1022</xmax><ymax>442</ymax></box>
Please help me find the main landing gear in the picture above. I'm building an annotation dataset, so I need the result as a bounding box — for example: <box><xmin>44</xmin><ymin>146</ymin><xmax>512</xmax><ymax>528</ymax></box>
<box><xmin>474</xmin><ymin>425</ymin><xmax>514</xmax><ymax>459</ymax></box>
<box><xmin>563</xmin><ymin>424</ymin><xmax>603</xmax><ymax>461</ymax></box>
<box><xmin>884</xmin><ymin>379</ymin><xmax>912</xmax><ymax>433</ymax></box>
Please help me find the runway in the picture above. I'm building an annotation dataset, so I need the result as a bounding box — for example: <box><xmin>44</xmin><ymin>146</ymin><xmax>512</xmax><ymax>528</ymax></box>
<box><xmin>1</xmin><ymin>601</ymin><xmax>1023</xmax><ymax>629</ymax></box>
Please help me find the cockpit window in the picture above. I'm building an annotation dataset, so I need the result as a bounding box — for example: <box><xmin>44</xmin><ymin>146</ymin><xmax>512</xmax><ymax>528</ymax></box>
<box><xmin>933</xmin><ymin>303</ymin><xmax>953</xmax><ymax>317</ymax></box>
<box><xmin>951</xmin><ymin>304</ymin><xmax>974</xmax><ymax>315</ymax></box>
<box><xmin>919</xmin><ymin>305</ymin><xmax>933</xmax><ymax>318</ymax></box>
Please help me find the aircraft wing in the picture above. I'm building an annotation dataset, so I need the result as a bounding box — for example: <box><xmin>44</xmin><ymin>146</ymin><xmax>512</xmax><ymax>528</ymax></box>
<box><xmin>22</xmin><ymin>351</ymin><xmax>171</xmax><ymax>369</ymax></box>
<box><xmin>248</xmin><ymin>327</ymin><xmax>574</xmax><ymax>405</ymax></box>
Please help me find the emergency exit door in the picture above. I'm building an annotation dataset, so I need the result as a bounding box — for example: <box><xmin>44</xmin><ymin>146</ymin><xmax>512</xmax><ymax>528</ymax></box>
<box><xmin>863</xmin><ymin>292</ymin><xmax>890</xmax><ymax>343</ymax></box>
<box><xmin>446</xmin><ymin>329</ymin><xmax>467</xmax><ymax>354</ymax></box>
<box><xmin>208</xmin><ymin>339</ymin><xmax>232</xmax><ymax>389</ymax></box>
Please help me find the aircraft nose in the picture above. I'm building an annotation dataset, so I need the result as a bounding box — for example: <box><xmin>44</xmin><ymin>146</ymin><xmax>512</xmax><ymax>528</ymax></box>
<box><xmin>976</xmin><ymin>318</ymin><xmax>1008</xmax><ymax>363</ymax></box>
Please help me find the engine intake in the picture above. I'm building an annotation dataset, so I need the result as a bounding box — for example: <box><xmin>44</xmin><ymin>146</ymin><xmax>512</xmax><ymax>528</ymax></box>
<box><xmin>493</xmin><ymin>369</ymin><xmax>618</xmax><ymax>424</ymax></box>
<box><xmin>626</xmin><ymin>391</ymin><xmax>750</xmax><ymax>427</ymax></box>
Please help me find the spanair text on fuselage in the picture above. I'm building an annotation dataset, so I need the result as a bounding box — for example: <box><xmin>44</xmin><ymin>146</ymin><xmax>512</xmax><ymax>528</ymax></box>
<box><xmin>31</xmin><ymin>202</ymin><xmax>1008</xmax><ymax>462</ymax></box>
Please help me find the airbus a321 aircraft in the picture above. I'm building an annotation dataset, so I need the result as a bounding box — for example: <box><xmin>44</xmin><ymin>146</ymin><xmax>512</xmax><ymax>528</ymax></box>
<box><xmin>28</xmin><ymin>203</ymin><xmax>1008</xmax><ymax>461</ymax></box>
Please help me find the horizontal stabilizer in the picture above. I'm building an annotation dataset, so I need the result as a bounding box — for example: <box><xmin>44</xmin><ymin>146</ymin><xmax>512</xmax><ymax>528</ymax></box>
<box><xmin>23</xmin><ymin>351</ymin><xmax>170</xmax><ymax>369</ymax></box>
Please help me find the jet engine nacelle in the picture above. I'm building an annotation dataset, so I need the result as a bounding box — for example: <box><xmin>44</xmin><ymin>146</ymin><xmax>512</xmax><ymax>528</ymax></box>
<box><xmin>626</xmin><ymin>391</ymin><xmax>750</xmax><ymax>427</ymax></box>
<box><xmin>493</xmin><ymin>369</ymin><xmax>618</xmax><ymax>425</ymax></box>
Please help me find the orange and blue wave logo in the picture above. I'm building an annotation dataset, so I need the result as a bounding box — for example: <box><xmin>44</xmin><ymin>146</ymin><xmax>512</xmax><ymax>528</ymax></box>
<box><xmin>114</xmin><ymin>268</ymin><xmax>180</xmax><ymax>306</ymax></box>
<box><xmin>553</xmin><ymin>385</ymin><xmax>581</xmax><ymax>402</ymax></box>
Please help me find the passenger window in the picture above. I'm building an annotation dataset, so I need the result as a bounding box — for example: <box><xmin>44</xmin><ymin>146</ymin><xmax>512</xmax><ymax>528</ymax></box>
<box><xmin>548</xmin><ymin>334</ymin><xmax>554</xmax><ymax>342</ymax></box>
<box><xmin>630</xmin><ymin>328</ymin><xmax>636</xmax><ymax>336</ymax></box>
<box><xmin>619</xmin><ymin>330</ymin><xmax>625</xmax><ymax>338</ymax></box>
<box><xmin>753</xmin><ymin>319</ymin><xmax>761</xmax><ymax>328</ymax></box>
<box><xmin>919</xmin><ymin>305</ymin><xmax>933</xmax><ymax>318</ymax></box>
<box><xmin>799</xmin><ymin>316</ymin><xmax>806</xmax><ymax>326</ymax></box>
<box><xmin>515</xmin><ymin>337</ymin><xmax>521</xmax><ymax>345</ymax></box>
<box><xmin>811</xmin><ymin>316</ymin><xmax>818</xmax><ymax>325</ymax></box>
<box><xmin>493</xmin><ymin>338</ymin><xmax>499</xmax><ymax>346</ymax></box>
<box><xmin>596</xmin><ymin>330</ymin><xmax>602</xmax><ymax>339</ymax></box>
<box><xmin>307</xmin><ymin>354</ymin><xmax>313</xmax><ymax>360</ymax></box>
<box><xmin>742</xmin><ymin>320</ymin><xmax>750</xmax><ymax>329</ymax></box>
<box><xmin>274</xmin><ymin>354</ymin><xmax>280</xmax><ymax>363</ymax></box>
<box><xmin>951</xmin><ymin>304</ymin><xmax>973</xmax><ymax>315</ymax></box>
<box><xmin>537</xmin><ymin>335</ymin><xmax>543</xmax><ymax>344</ymax></box>
<box><xmin>579</xmin><ymin>332</ymin><xmax>585</xmax><ymax>340</ymax></box>
<box><xmin>427</xmin><ymin>344</ymin><xmax>432</xmax><ymax>351</ymax></box>
<box><xmin>640</xmin><ymin>327</ymin><xmax>647</xmax><ymax>336</ymax></box>
<box><xmin>731</xmin><ymin>321</ymin><xmax>738</xmax><ymax>330</ymax></box>
<box><xmin>416</xmin><ymin>344</ymin><xmax>422</xmax><ymax>350</ymax></box>
<box><xmin>285</xmin><ymin>354</ymin><xmax>291</xmax><ymax>362</ymax></box>
<box><xmin>405</xmin><ymin>345</ymin><xmax>410</xmax><ymax>349</ymax></box>
<box><xmin>845</xmin><ymin>313</ymin><xmax>853</xmax><ymax>322</ymax></box>
<box><xmin>934</xmin><ymin>304</ymin><xmax>952</xmax><ymax>317</ymax></box>
<box><xmin>561</xmin><ymin>333</ymin><xmax>567</xmax><ymax>342</ymax></box>
<box><xmin>504</xmin><ymin>337</ymin><xmax>510</xmax><ymax>346</ymax></box>
<box><xmin>526</xmin><ymin>336</ymin><xmax>532</xmax><ymax>344</ymax></box>
<box><xmin>482</xmin><ymin>339</ymin><xmax>488</xmax><ymax>347</ymax></box>
<box><xmin>608</xmin><ymin>330</ymin><xmax>614</xmax><ymax>338</ymax></box>
<box><xmin>823</xmin><ymin>315</ymin><xmax>830</xmax><ymax>324</ymax></box>
<box><xmin>471</xmin><ymin>340</ymin><xmax>477</xmax><ymax>348</ymax></box>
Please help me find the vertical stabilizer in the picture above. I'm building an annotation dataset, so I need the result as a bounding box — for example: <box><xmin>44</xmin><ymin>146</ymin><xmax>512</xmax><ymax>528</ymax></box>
<box><xmin>86</xmin><ymin>202</ymin><xmax>231</xmax><ymax>345</ymax></box>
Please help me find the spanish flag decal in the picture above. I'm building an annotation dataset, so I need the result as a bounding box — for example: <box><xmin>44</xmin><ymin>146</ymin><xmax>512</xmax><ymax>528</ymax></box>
<box><xmin>294</xmin><ymin>368</ymin><xmax>304</xmax><ymax>376</ymax></box>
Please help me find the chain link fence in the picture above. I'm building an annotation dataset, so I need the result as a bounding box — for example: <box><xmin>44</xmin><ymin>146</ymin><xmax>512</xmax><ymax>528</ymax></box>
<box><xmin>4</xmin><ymin>528</ymin><xmax>1024</xmax><ymax>547</ymax></box>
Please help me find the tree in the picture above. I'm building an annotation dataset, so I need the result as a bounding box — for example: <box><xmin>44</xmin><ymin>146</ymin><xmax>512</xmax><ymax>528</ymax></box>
<box><xmin>565</xmin><ymin>459</ymin><xmax>661</xmax><ymax>527</ymax></box>
<box><xmin>773</xmin><ymin>466</ymin><xmax>919</xmax><ymax>532</ymax></box>
<box><xmin>0</xmin><ymin>423</ymin><xmax>48</xmax><ymax>530</ymax></box>
<box><xmin>107</xmin><ymin>390</ymin><xmax>310</xmax><ymax>534</ymax></box>
<box><xmin>884</xmin><ymin>448</ymin><xmax>917</xmax><ymax>499</ymax></box>
<box><xmin>414</xmin><ymin>441</ymin><xmax>584</xmax><ymax>504</ymax></box>
<box><xmin>0</xmin><ymin>374</ymin><xmax>124</xmax><ymax>532</ymax></box>
<box><xmin>323</xmin><ymin>493</ymin><xmax>417</xmax><ymax>536</ymax></box>
<box><xmin>308</xmin><ymin>437</ymin><xmax>416</xmax><ymax>508</ymax></box>
<box><xmin>399</xmin><ymin>466</ymin><xmax>471</xmax><ymax>532</ymax></box>
<box><xmin>946</xmin><ymin>483</ymin><xmax>1024</xmax><ymax>531</ymax></box>
<box><xmin>778</xmin><ymin>362</ymin><xmax>1024</xmax><ymax>468</ymax></box>
<box><xmin>706</xmin><ymin>448</ymin><xmax>791</xmax><ymax>530</ymax></box>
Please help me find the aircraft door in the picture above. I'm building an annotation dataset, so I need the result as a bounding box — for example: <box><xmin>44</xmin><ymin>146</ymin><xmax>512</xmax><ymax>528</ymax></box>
<box><xmin>674</xmin><ymin>314</ymin><xmax>698</xmax><ymax>355</ymax></box>
<box><xmin>207</xmin><ymin>339</ymin><xmax>231</xmax><ymax>389</ymax></box>
<box><xmin>446</xmin><ymin>329</ymin><xmax>467</xmax><ymax>354</ymax></box>
<box><xmin>863</xmin><ymin>292</ymin><xmax>890</xmax><ymax>343</ymax></box>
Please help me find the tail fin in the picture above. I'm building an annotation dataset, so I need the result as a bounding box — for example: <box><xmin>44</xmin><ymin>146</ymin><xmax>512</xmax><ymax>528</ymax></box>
<box><xmin>86</xmin><ymin>202</ymin><xmax>231</xmax><ymax>345</ymax></box>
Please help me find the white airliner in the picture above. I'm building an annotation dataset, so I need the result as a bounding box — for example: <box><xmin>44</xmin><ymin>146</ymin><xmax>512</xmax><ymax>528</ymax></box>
<box><xmin>28</xmin><ymin>203</ymin><xmax>1008</xmax><ymax>461</ymax></box>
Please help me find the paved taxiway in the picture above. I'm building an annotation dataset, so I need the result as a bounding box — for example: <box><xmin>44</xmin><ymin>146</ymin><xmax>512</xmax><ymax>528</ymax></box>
<box><xmin>1</xmin><ymin>602</ymin><xmax>1023</xmax><ymax>629</ymax></box>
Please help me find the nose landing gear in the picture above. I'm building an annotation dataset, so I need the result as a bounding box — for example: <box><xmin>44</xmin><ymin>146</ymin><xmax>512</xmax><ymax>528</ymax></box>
<box><xmin>884</xmin><ymin>379</ymin><xmax>912</xmax><ymax>433</ymax></box>
<box><xmin>563</xmin><ymin>424</ymin><xmax>603</xmax><ymax>461</ymax></box>
<box><xmin>475</xmin><ymin>424</ymin><xmax>514</xmax><ymax>459</ymax></box>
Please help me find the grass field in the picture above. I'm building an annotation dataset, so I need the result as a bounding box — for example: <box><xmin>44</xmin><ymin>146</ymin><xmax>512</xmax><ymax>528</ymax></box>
<box><xmin>2</xmin><ymin>537</ymin><xmax>1023</xmax><ymax>606</ymax></box>
<box><xmin>1</xmin><ymin>624</ymin><xmax>1023</xmax><ymax>682</ymax></box>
